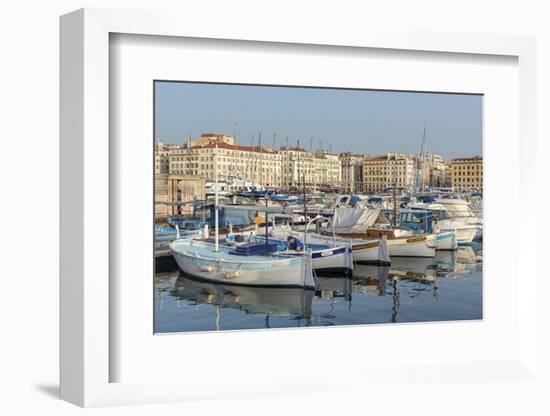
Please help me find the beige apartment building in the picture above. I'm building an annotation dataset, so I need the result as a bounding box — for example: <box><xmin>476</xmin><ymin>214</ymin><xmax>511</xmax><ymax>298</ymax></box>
<box><xmin>417</xmin><ymin>152</ymin><xmax>449</xmax><ymax>188</ymax></box>
<box><xmin>450</xmin><ymin>156</ymin><xmax>483</xmax><ymax>191</ymax></box>
<box><xmin>340</xmin><ymin>152</ymin><xmax>365</xmax><ymax>193</ymax></box>
<box><xmin>278</xmin><ymin>147</ymin><xmax>341</xmax><ymax>190</ymax></box>
<box><xmin>186</xmin><ymin>132</ymin><xmax>235</xmax><ymax>148</ymax></box>
<box><xmin>155</xmin><ymin>140</ymin><xmax>180</xmax><ymax>174</ymax></box>
<box><xmin>168</xmin><ymin>136</ymin><xmax>282</xmax><ymax>188</ymax></box>
<box><xmin>363</xmin><ymin>153</ymin><xmax>414</xmax><ymax>193</ymax></box>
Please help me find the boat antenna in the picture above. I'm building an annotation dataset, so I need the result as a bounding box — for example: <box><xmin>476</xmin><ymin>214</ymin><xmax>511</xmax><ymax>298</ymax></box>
<box><xmin>214</xmin><ymin>144</ymin><xmax>219</xmax><ymax>252</ymax></box>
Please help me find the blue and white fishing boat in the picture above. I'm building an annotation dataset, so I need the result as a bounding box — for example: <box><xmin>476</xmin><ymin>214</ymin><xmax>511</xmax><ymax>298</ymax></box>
<box><xmin>226</xmin><ymin>232</ymin><xmax>353</xmax><ymax>275</ymax></box>
<box><xmin>169</xmin><ymin>145</ymin><xmax>316</xmax><ymax>289</ymax></box>
<box><xmin>169</xmin><ymin>238</ymin><xmax>315</xmax><ymax>288</ymax></box>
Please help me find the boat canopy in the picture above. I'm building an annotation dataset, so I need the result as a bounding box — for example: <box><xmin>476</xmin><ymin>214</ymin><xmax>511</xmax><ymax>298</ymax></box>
<box><xmin>209</xmin><ymin>206</ymin><xmax>256</xmax><ymax>227</ymax></box>
<box><xmin>332</xmin><ymin>207</ymin><xmax>381</xmax><ymax>233</ymax></box>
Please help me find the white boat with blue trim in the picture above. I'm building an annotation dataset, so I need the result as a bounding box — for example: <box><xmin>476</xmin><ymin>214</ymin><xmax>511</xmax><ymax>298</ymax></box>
<box><xmin>225</xmin><ymin>231</ymin><xmax>353</xmax><ymax>275</ymax></box>
<box><xmin>169</xmin><ymin>238</ymin><xmax>315</xmax><ymax>288</ymax></box>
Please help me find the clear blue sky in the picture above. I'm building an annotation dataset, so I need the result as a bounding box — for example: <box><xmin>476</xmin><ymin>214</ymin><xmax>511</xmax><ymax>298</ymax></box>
<box><xmin>154</xmin><ymin>81</ymin><xmax>482</xmax><ymax>162</ymax></box>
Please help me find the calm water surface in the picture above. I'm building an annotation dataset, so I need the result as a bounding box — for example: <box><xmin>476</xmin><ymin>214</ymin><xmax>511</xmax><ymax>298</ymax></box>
<box><xmin>154</xmin><ymin>243</ymin><xmax>482</xmax><ymax>333</ymax></box>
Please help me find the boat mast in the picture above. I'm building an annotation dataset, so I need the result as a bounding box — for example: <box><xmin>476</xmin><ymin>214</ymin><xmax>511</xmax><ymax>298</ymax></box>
<box><xmin>422</xmin><ymin>124</ymin><xmax>432</xmax><ymax>192</ymax></box>
<box><xmin>285</xmin><ymin>136</ymin><xmax>289</xmax><ymax>191</ymax></box>
<box><xmin>258</xmin><ymin>131</ymin><xmax>263</xmax><ymax>188</ymax></box>
<box><xmin>214</xmin><ymin>144</ymin><xmax>219</xmax><ymax>252</ymax></box>
<box><xmin>249</xmin><ymin>134</ymin><xmax>255</xmax><ymax>187</ymax></box>
<box><xmin>233</xmin><ymin>122</ymin><xmax>238</xmax><ymax>183</ymax></box>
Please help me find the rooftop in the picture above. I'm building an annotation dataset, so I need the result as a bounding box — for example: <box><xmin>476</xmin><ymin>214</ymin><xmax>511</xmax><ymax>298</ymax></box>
<box><xmin>197</xmin><ymin>142</ymin><xmax>277</xmax><ymax>154</ymax></box>
<box><xmin>452</xmin><ymin>156</ymin><xmax>483</xmax><ymax>162</ymax></box>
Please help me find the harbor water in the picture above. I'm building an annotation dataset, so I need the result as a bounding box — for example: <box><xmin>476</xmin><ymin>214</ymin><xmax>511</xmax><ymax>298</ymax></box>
<box><xmin>154</xmin><ymin>242</ymin><xmax>482</xmax><ymax>333</ymax></box>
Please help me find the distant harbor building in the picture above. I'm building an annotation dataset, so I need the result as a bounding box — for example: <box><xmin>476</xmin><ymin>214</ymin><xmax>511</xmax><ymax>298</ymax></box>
<box><xmin>450</xmin><ymin>156</ymin><xmax>483</xmax><ymax>191</ymax></box>
<box><xmin>155</xmin><ymin>140</ymin><xmax>179</xmax><ymax>174</ymax></box>
<box><xmin>278</xmin><ymin>146</ymin><xmax>341</xmax><ymax>190</ymax></box>
<box><xmin>186</xmin><ymin>132</ymin><xmax>235</xmax><ymax>148</ymax></box>
<box><xmin>417</xmin><ymin>152</ymin><xmax>449</xmax><ymax>188</ymax></box>
<box><xmin>313</xmin><ymin>150</ymin><xmax>341</xmax><ymax>190</ymax></box>
<box><xmin>156</xmin><ymin>134</ymin><xmax>475</xmax><ymax>193</ymax></box>
<box><xmin>339</xmin><ymin>152</ymin><xmax>365</xmax><ymax>193</ymax></box>
<box><xmin>168</xmin><ymin>134</ymin><xmax>282</xmax><ymax>188</ymax></box>
<box><xmin>363</xmin><ymin>153</ymin><xmax>414</xmax><ymax>193</ymax></box>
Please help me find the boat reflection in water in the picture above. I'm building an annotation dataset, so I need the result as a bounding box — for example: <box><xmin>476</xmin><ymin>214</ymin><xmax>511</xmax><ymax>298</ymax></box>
<box><xmin>351</xmin><ymin>245</ymin><xmax>482</xmax><ymax>323</ymax></box>
<box><xmin>155</xmin><ymin>244</ymin><xmax>482</xmax><ymax>332</ymax></box>
<box><xmin>167</xmin><ymin>272</ymin><xmax>314</xmax><ymax>329</ymax></box>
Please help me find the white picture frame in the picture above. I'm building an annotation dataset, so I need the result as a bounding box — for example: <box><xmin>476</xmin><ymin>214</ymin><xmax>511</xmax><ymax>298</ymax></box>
<box><xmin>60</xmin><ymin>7</ymin><xmax>538</xmax><ymax>407</ymax></box>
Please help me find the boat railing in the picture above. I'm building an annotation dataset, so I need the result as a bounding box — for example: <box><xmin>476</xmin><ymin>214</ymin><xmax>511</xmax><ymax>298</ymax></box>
<box><xmin>171</xmin><ymin>238</ymin><xmax>307</xmax><ymax>266</ymax></box>
<box><xmin>304</xmin><ymin>215</ymin><xmax>337</xmax><ymax>246</ymax></box>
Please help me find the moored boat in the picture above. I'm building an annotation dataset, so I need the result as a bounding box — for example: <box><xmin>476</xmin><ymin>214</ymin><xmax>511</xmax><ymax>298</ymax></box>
<box><xmin>169</xmin><ymin>238</ymin><xmax>315</xmax><ymax>288</ymax></box>
<box><xmin>226</xmin><ymin>232</ymin><xmax>353</xmax><ymax>275</ymax></box>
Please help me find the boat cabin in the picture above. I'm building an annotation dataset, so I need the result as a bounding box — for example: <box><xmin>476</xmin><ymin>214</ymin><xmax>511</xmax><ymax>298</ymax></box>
<box><xmin>399</xmin><ymin>210</ymin><xmax>433</xmax><ymax>234</ymax></box>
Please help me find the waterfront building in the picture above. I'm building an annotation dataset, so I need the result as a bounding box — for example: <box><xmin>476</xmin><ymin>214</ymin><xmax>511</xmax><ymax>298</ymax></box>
<box><xmin>416</xmin><ymin>152</ymin><xmax>448</xmax><ymax>188</ymax></box>
<box><xmin>155</xmin><ymin>140</ymin><xmax>179</xmax><ymax>174</ymax></box>
<box><xmin>168</xmin><ymin>135</ymin><xmax>282</xmax><ymax>188</ymax></box>
<box><xmin>186</xmin><ymin>132</ymin><xmax>235</xmax><ymax>148</ymax></box>
<box><xmin>278</xmin><ymin>146</ymin><xmax>314</xmax><ymax>189</ymax></box>
<box><xmin>363</xmin><ymin>153</ymin><xmax>414</xmax><ymax>193</ymax></box>
<box><xmin>278</xmin><ymin>147</ymin><xmax>341</xmax><ymax>190</ymax></box>
<box><xmin>450</xmin><ymin>156</ymin><xmax>483</xmax><ymax>191</ymax></box>
<box><xmin>313</xmin><ymin>150</ymin><xmax>341</xmax><ymax>189</ymax></box>
<box><xmin>339</xmin><ymin>152</ymin><xmax>365</xmax><ymax>193</ymax></box>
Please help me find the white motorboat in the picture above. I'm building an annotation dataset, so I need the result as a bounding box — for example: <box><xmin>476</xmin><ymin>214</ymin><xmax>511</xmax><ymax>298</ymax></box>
<box><xmin>408</xmin><ymin>199</ymin><xmax>482</xmax><ymax>243</ymax></box>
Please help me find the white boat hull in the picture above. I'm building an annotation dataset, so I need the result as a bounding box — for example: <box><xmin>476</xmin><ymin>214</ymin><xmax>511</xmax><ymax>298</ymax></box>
<box><xmin>301</xmin><ymin>233</ymin><xmax>390</xmax><ymax>265</ymax></box>
<box><xmin>387</xmin><ymin>234</ymin><xmax>436</xmax><ymax>257</ymax></box>
<box><xmin>281</xmin><ymin>245</ymin><xmax>353</xmax><ymax>275</ymax></box>
<box><xmin>170</xmin><ymin>239</ymin><xmax>315</xmax><ymax>288</ymax></box>
<box><xmin>435</xmin><ymin>231</ymin><xmax>457</xmax><ymax>250</ymax></box>
<box><xmin>438</xmin><ymin>225</ymin><xmax>479</xmax><ymax>243</ymax></box>
<box><xmin>349</xmin><ymin>240</ymin><xmax>390</xmax><ymax>265</ymax></box>
<box><xmin>438</xmin><ymin>217</ymin><xmax>482</xmax><ymax>243</ymax></box>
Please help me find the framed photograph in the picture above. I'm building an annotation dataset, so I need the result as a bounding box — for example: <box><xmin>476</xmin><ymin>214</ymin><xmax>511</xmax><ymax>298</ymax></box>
<box><xmin>60</xmin><ymin>8</ymin><xmax>538</xmax><ymax>407</ymax></box>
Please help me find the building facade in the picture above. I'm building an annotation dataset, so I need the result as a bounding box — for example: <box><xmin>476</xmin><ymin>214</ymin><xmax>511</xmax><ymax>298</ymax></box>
<box><xmin>339</xmin><ymin>152</ymin><xmax>365</xmax><ymax>193</ymax></box>
<box><xmin>186</xmin><ymin>132</ymin><xmax>235</xmax><ymax>148</ymax></box>
<box><xmin>416</xmin><ymin>152</ymin><xmax>448</xmax><ymax>188</ymax></box>
<box><xmin>450</xmin><ymin>156</ymin><xmax>483</xmax><ymax>191</ymax></box>
<box><xmin>157</xmin><ymin>134</ymin><xmax>471</xmax><ymax>194</ymax></box>
<box><xmin>363</xmin><ymin>153</ymin><xmax>414</xmax><ymax>193</ymax></box>
<box><xmin>278</xmin><ymin>147</ymin><xmax>341</xmax><ymax>190</ymax></box>
<box><xmin>155</xmin><ymin>140</ymin><xmax>179</xmax><ymax>174</ymax></box>
<box><xmin>168</xmin><ymin>136</ymin><xmax>282</xmax><ymax>188</ymax></box>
